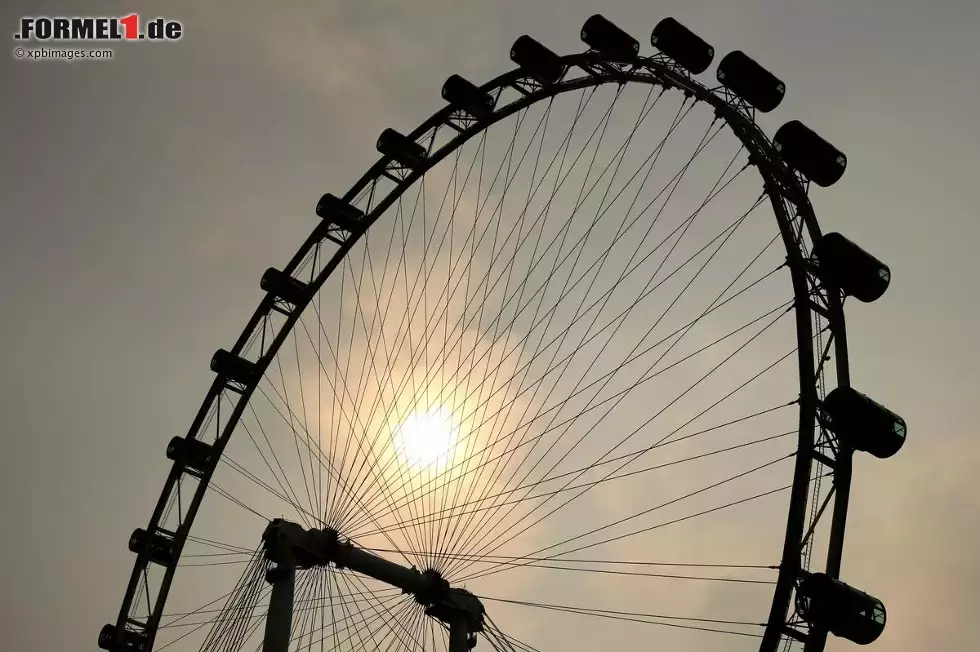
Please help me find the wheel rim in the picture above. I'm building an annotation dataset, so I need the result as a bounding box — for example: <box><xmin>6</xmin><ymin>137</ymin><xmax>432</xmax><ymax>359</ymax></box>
<box><xmin>103</xmin><ymin>48</ymin><xmax>850</xmax><ymax>652</ymax></box>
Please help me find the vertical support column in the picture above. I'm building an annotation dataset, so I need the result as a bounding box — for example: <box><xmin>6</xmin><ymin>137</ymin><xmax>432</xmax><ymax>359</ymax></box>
<box><xmin>448</xmin><ymin>615</ymin><xmax>470</xmax><ymax>652</ymax></box>
<box><xmin>263</xmin><ymin>563</ymin><xmax>296</xmax><ymax>652</ymax></box>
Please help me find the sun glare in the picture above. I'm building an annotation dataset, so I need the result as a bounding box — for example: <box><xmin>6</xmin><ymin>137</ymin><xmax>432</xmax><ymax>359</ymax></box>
<box><xmin>392</xmin><ymin>407</ymin><xmax>458</xmax><ymax>469</ymax></box>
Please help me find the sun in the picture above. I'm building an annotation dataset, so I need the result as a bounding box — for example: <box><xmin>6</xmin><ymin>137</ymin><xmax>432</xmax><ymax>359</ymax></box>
<box><xmin>392</xmin><ymin>406</ymin><xmax>458</xmax><ymax>469</ymax></box>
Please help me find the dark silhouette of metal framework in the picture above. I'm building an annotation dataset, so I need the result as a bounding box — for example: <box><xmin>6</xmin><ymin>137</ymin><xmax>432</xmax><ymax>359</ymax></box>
<box><xmin>100</xmin><ymin>14</ymin><xmax>905</xmax><ymax>652</ymax></box>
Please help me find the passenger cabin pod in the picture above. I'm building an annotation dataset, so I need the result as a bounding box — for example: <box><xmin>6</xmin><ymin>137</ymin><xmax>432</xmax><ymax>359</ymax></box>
<box><xmin>797</xmin><ymin>573</ymin><xmax>886</xmax><ymax>645</ymax></box>
<box><xmin>166</xmin><ymin>436</ymin><xmax>215</xmax><ymax>475</ymax></box>
<box><xmin>650</xmin><ymin>17</ymin><xmax>714</xmax><ymax>74</ymax></box>
<box><xmin>821</xmin><ymin>387</ymin><xmax>906</xmax><ymax>458</ymax></box>
<box><xmin>377</xmin><ymin>128</ymin><xmax>427</xmax><ymax>169</ymax></box>
<box><xmin>774</xmin><ymin>120</ymin><xmax>847</xmax><ymax>187</ymax></box>
<box><xmin>316</xmin><ymin>193</ymin><xmax>364</xmax><ymax>232</ymax></box>
<box><xmin>581</xmin><ymin>14</ymin><xmax>639</xmax><ymax>61</ymax></box>
<box><xmin>98</xmin><ymin>623</ymin><xmax>147</xmax><ymax>652</ymax></box>
<box><xmin>129</xmin><ymin>528</ymin><xmax>175</xmax><ymax>567</ymax></box>
<box><xmin>510</xmin><ymin>36</ymin><xmax>565</xmax><ymax>84</ymax></box>
<box><xmin>210</xmin><ymin>349</ymin><xmax>260</xmax><ymax>386</ymax></box>
<box><xmin>442</xmin><ymin>74</ymin><xmax>494</xmax><ymax>120</ymax></box>
<box><xmin>716</xmin><ymin>50</ymin><xmax>785</xmax><ymax>113</ymax></box>
<box><xmin>811</xmin><ymin>232</ymin><xmax>891</xmax><ymax>303</ymax></box>
<box><xmin>261</xmin><ymin>268</ymin><xmax>309</xmax><ymax>306</ymax></box>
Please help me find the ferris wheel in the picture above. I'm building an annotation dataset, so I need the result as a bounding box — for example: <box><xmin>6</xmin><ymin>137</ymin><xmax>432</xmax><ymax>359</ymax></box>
<box><xmin>99</xmin><ymin>15</ymin><xmax>907</xmax><ymax>652</ymax></box>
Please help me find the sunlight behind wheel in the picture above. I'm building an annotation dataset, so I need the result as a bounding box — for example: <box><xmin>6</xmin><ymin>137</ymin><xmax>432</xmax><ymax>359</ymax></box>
<box><xmin>392</xmin><ymin>406</ymin><xmax>459</xmax><ymax>469</ymax></box>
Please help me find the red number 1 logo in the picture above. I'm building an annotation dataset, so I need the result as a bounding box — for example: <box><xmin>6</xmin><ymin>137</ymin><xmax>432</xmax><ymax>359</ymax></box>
<box><xmin>120</xmin><ymin>14</ymin><xmax>139</xmax><ymax>40</ymax></box>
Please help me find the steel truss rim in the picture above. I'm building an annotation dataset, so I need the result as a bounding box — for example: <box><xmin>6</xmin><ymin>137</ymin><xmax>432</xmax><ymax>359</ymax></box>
<box><xmin>109</xmin><ymin>49</ymin><xmax>846</xmax><ymax>652</ymax></box>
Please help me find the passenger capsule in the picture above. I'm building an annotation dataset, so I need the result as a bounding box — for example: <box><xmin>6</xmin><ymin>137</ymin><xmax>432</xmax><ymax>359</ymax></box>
<box><xmin>774</xmin><ymin>120</ymin><xmax>847</xmax><ymax>187</ymax></box>
<box><xmin>166</xmin><ymin>436</ymin><xmax>215</xmax><ymax>474</ymax></box>
<box><xmin>129</xmin><ymin>528</ymin><xmax>175</xmax><ymax>567</ymax></box>
<box><xmin>97</xmin><ymin>624</ymin><xmax>116</xmax><ymax>651</ymax></box>
<box><xmin>442</xmin><ymin>74</ymin><xmax>494</xmax><ymax>120</ymax></box>
<box><xmin>797</xmin><ymin>573</ymin><xmax>886</xmax><ymax>645</ymax></box>
<box><xmin>98</xmin><ymin>623</ymin><xmax>147</xmax><ymax>651</ymax></box>
<box><xmin>315</xmin><ymin>193</ymin><xmax>364</xmax><ymax>232</ymax></box>
<box><xmin>510</xmin><ymin>35</ymin><xmax>565</xmax><ymax>84</ymax></box>
<box><xmin>210</xmin><ymin>349</ymin><xmax>260</xmax><ymax>386</ymax></box>
<box><xmin>650</xmin><ymin>17</ymin><xmax>714</xmax><ymax>74</ymax></box>
<box><xmin>821</xmin><ymin>387</ymin><xmax>906</xmax><ymax>459</ymax></box>
<box><xmin>716</xmin><ymin>50</ymin><xmax>785</xmax><ymax>112</ymax></box>
<box><xmin>811</xmin><ymin>232</ymin><xmax>891</xmax><ymax>303</ymax></box>
<box><xmin>261</xmin><ymin>268</ymin><xmax>309</xmax><ymax>306</ymax></box>
<box><xmin>581</xmin><ymin>14</ymin><xmax>639</xmax><ymax>61</ymax></box>
<box><xmin>377</xmin><ymin>128</ymin><xmax>427</xmax><ymax>169</ymax></box>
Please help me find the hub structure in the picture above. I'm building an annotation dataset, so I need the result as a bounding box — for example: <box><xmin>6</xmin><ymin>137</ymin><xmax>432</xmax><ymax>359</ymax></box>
<box><xmin>261</xmin><ymin>519</ymin><xmax>485</xmax><ymax>652</ymax></box>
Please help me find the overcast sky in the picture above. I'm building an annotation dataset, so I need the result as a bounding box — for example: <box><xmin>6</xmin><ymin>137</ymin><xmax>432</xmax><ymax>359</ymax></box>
<box><xmin>2</xmin><ymin>1</ymin><xmax>979</xmax><ymax>652</ymax></box>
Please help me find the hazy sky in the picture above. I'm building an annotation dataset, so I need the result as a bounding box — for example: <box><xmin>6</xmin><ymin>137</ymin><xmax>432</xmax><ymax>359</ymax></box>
<box><xmin>2</xmin><ymin>1</ymin><xmax>979</xmax><ymax>652</ymax></box>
